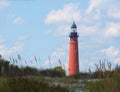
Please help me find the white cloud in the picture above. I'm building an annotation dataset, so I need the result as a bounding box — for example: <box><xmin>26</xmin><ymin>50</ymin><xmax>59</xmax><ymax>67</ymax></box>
<box><xmin>86</xmin><ymin>0</ymin><xmax>104</xmax><ymax>14</ymax></box>
<box><xmin>51</xmin><ymin>49</ymin><xmax>65</xmax><ymax>59</ymax></box>
<box><xmin>114</xmin><ymin>58</ymin><xmax>120</xmax><ymax>64</ymax></box>
<box><xmin>93</xmin><ymin>9</ymin><xmax>101</xmax><ymax>20</ymax></box>
<box><xmin>44</xmin><ymin>59</ymin><xmax>50</xmax><ymax>68</ymax></box>
<box><xmin>43</xmin><ymin>44</ymin><xmax>68</xmax><ymax>68</ymax></box>
<box><xmin>7</xmin><ymin>14</ymin><xmax>25</xmax><ymax>25</ymax></box>
<box><xmin>101</xmin><ymin>46</ymin><xmax>119</xmax><ymax>57</ymax></box>
<box><xmin>44</xmin><ymin>48</ymin><xmax>65</xmax><ymax>67</ymax></box>
<box><xmin>0</xmin><ymin>0</ymin><xmax>10</xmax><ymax>9</ymax></box>
<box><xmin>100</xmin><ymin>46</ymin><xmax>120</xmax><ymax>64</ymax></box>
<box><xmin>13</xmin><ymin>17</ymin><xmax>25</xmax><ymax>25</ymax></box>
<box><xmin>86</xmin><ymin>0</ymin><xmax>115</xmax><ymax>14</ymax></box>
<box><xmin>79</xmin><ymin>25</ymin><xmax>97</xmax><ymax>35</ymax></box>
<box><xmin>108</xmin><ymin>8</ymin><xmax>120</xmax><ymax>19</ymax></box>
<box><xmin>0</xmin><ymin>43</ymin><xmax>24</xmax><ymax>56</ymax></box>
<box><xmin>104</xmin><ymin>23</ymin><xmax>120</xmax><ymax>38</ymax></box>
<box><xmin>7</xmin><ymin>44</ymin><xmax>23</xmax><ymax>55</ymax></box>
<box><xmin>0</xmin><ymin>44</ymin><xmax>4</xmax><ymax>49</ymax></box>
<box><xmin>0</xmin><ymin>38</ymin><xmax>24</xmax><ymax>56</ymax></box>
<box><xmin>54</xmin><ymin>25</ymin><xmax>70</xmax><ymax>36</ymax></box>
<box><xmin>45</xmin><ymin>3</ymin><xmax>81</xmax><ymax>24</ymax></box>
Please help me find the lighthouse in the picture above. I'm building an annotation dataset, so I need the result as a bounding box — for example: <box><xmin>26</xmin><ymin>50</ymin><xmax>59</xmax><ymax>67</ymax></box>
<box><xmin>68</xmin><ymin>22</ymin><xmax>79</xmax><ymax>76</ymax></box>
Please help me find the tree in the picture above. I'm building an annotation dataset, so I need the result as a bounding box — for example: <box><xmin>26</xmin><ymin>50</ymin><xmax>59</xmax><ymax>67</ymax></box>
<box><xmin>53</xmin><ymin>66</ymin><xmax>66</xmax><ymax>77</ymax></box>
<box><xmin>0</xmin><ymin>57</ymin><xmax>10</xmax><ymax>77</ymax></box>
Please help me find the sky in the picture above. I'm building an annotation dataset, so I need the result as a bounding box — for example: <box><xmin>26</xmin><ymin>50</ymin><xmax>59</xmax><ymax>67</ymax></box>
<box><xmin>0</xmin><ymin>0</ymin><xmax>120</xmax><ymax>73</ymax></box>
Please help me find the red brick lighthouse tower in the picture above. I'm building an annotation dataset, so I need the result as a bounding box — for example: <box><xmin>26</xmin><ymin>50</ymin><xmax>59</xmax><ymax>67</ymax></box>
<box><xmin>68</xmin><ymin>22</ymin><xmax>79</xmax><ymax>76</ymax></box>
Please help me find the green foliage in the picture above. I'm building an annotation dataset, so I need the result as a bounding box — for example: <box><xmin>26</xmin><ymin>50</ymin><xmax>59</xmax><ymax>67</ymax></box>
<box><xmin>39</xmin><ymin>66</ymin><xmax>66</xmax><ymax>77</ymax></box>
<box><xmin>68</xmin><ymin>72</ymin><xmax>90</xmax><ymax>79</ymax></box>
<box><xmin>86</xmin><ymin>62</ymin><xmax>120</xmax><ymax>92</ymax></box>
<box><xmin>87</xmin><ymin>74</ymin><xmax>120</xmax><ymax>92</ymax></box>
<box><xmin>53</xmin><ymin>66</ymin><xmax>66</xmax><ymax>77</ymax></box>
<box><xmin>0</xmin><ymin>56</ymin><xmax>66</xmax><ymax>78</ymax></box>
<box><xmin>23</xmin><ymin>66</ymin><xmax>39</xmax><ymax>76</ymax></box>
<box><xmin>0</xmin><ymin>58</ymin><xmax>9</xmax><ymax>76</ymax></box>
<box><xmin>0</xmin><ymin>77</ymin><xmax>69</xmax><ymax>92</ymax></box>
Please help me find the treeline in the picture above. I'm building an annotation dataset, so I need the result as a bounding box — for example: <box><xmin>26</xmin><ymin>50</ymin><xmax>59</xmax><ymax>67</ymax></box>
<box><xmin>0</xmin><ymin>57</ymin><xmax>66</xmax><ymax>78</ymax></box>
<box><xmin>1</xmin><ymin>55</ymin><xmax>120</xmax><ymax>79</ymax></box>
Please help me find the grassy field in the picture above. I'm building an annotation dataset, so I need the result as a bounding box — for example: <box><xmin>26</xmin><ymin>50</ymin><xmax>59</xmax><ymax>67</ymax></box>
<box><xmin>0</xmin><ymin>77</ymin><xmax>69</xmax><ymax>92</ymax></box>
<box><xmin>86</xmin><ymin>72</ymin><xmax>120</xmax><ymax>92</ymax></box>
<box><xmin>86</xmin><ymin>61</ymin><xmax>120</xmax><ymax>92</ymax></box>
<box><xmin>1</xmin><ymin>57</ymin><xmax>120</xmax><ymax>92</ymax></box>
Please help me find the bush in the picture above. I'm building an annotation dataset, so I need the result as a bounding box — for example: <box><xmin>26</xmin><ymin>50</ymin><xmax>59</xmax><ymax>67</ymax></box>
<box><xmin>40</xmin><ymin>66</ymin><xmax>66</xmax><ymax>77</ymax></box>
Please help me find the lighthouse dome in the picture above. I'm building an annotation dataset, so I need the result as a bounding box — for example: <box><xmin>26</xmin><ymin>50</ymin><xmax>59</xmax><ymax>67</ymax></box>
<box><xmin>69</xmin><ymin>22</ymin><xmax>78</xmax><ymax>37</ymax></box>
<box><xmin>71</xmin><ymin>22</ymin><xmax>77</xmax><ymax>28</ymax></box>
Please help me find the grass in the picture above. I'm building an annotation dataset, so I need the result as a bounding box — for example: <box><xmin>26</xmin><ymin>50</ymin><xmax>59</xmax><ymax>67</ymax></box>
<box><xmin>0</xmin><ymin>77</ymin><xmax>69</xmax><ymax>92</ymax></box>
<box><xmin>86</xmin><ymin>73</ymin><xmax>120</xmax><ymax>92</ymax></box>
<box><xmin>0</xmin><ymin>78</ymin><xmax>7</xmax><ymax>92</ymax></box>
<box><xmin>2</xmin><ymin>56</ymin><xmax>120</xmax><ymax>92</ymax></box>
<box><xmin>86</xmin><ymin>61</ymin><xmax>120</xmax><ymax>92</ymax></box>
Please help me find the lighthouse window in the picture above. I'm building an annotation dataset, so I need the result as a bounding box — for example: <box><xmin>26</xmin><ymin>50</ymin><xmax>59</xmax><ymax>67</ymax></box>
<box><xmin>72</xmin><ymin>28</ymin><xmax>76</xmax><ymax>32</ymax></box>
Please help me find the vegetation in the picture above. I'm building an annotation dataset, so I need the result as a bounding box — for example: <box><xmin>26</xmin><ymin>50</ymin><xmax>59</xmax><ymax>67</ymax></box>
<box><xmin>1</xmin><ymin>54</ymin><xmax>120</xmax><ymax>92</ymax></box>
<box><xmin>0</xmin><ymin>56</ymin><xmax>66</xmax><ymax>77</ymax></box>
<box><xmin>68</xmin><ymin>72</ymin><xmax>90</xmax><ymax>79</ymax></box>
<box><xmin>86</xmin><ymin>72</ymin><xmax>120</xmax><ymax>92</ymax></box>
<box><xmin>40</xmin><ymin>66</ymin><xmax>66</xmax><ymax>77</ymax></box>
<box><xmin>0</xmin><ymin>55</ymin><xmax>68</xmax><ymax>92</ymax></box>
<box><xmin>66</xmin><ymin>60</ymin><xmax>120</xmax><ymax>92</ymax></box>
<box><xmin>86</xmin><ymin>61</ymin><xmax>120</xmax><ymax>92</ymax></box>
<box><xmin>0</xmin><ymin>77</ymin><xmax>69</xmax><ymax>92</ymax></box>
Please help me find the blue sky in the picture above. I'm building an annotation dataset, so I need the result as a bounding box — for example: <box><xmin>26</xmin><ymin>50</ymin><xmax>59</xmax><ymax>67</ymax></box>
<box><xmin>0</xmin><ymin>0</ymin><xmax>120</xmax><ymax>73</ymax></box>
